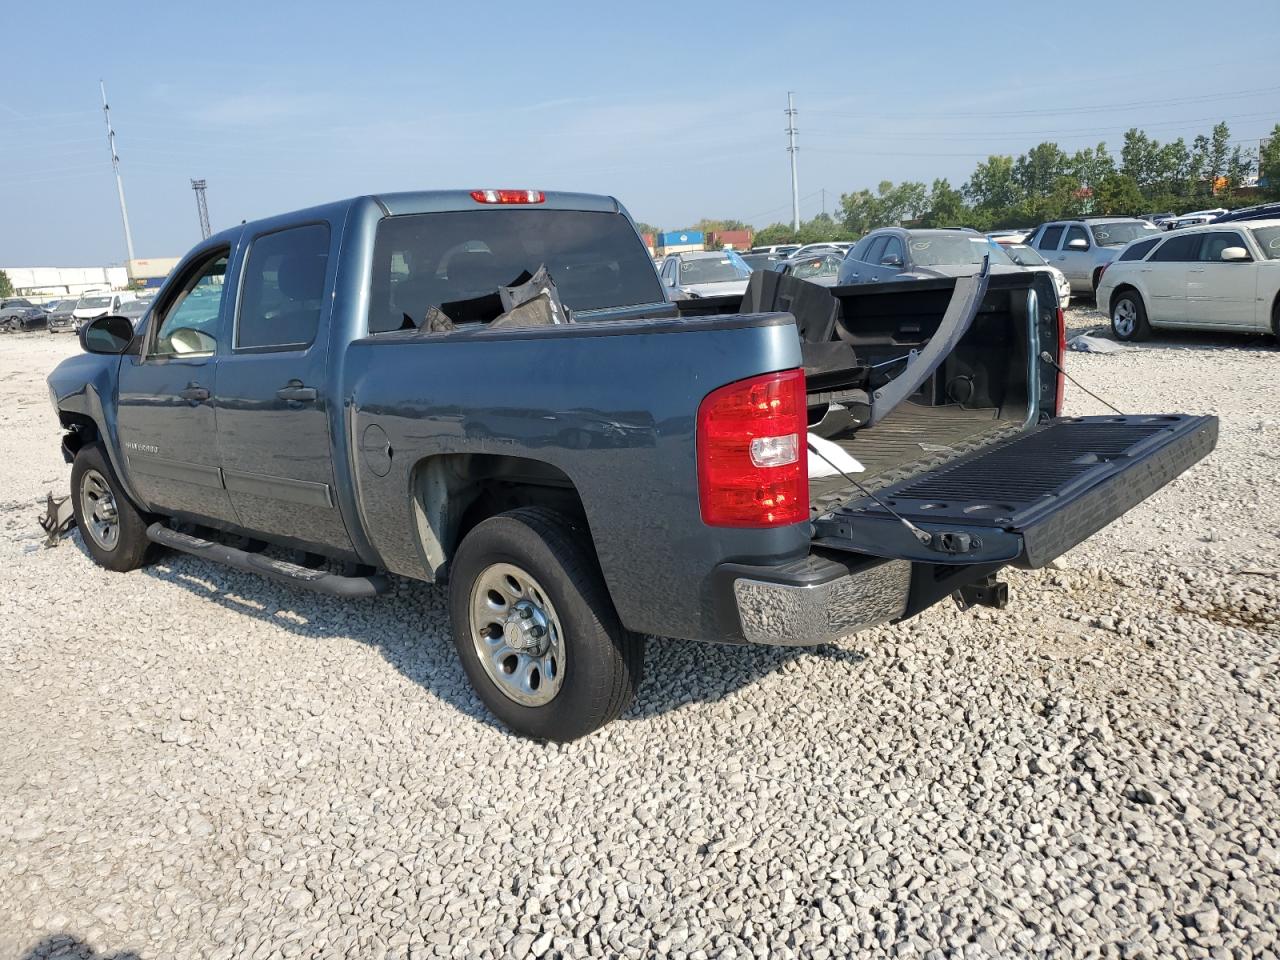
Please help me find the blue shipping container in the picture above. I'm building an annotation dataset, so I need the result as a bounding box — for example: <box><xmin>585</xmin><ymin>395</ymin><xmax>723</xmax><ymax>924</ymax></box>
<box><xmin>656</xmin><ymin>231</ymin><xmax>704</xmax><ymax>246</ymax></box>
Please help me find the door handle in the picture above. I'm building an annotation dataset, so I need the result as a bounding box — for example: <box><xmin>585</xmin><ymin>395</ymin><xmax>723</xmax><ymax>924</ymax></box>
<box><xmin>179</xmin><ymin>383</ymin><xmax>210</xmax><ymax>403</ymax></box>
<box><xmin>277</xmin><ymin>380</ymin><xmax>318</xmax><ymax>403</ymax></box>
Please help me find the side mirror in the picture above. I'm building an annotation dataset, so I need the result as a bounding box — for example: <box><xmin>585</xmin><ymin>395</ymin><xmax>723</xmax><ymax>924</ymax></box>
<box><xmin>79</xmin><ymin>315</ymin><xmax>135</xmax><ymax>355</ymax></box>
<box><xmin>1221</xmin><ymin>246</ymin><xmax>1250</xmax><ymax>262</ymax></box>
<box><xmin>1067</xmin><ymin>238</ymin><xmax>1089</xmax><ymax>251</ymax></box>
<box><xmin>881</xmin><ymin>254</ymin><xmax>904</xmax><ymax>267</ymax></box>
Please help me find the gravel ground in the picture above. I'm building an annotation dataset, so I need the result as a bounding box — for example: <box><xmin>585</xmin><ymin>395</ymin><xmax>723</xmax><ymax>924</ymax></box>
<box><xmin>1</xmin><ymin>311</ymin><xmax>1278</xmax><ymax>960</ymax></box>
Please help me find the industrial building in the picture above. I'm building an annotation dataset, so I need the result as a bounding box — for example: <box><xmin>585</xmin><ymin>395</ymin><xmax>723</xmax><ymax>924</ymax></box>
<box><xmin>1</xmin><ymin>266</ymin><xmax>129</xmax><ymax>300</ymax></box>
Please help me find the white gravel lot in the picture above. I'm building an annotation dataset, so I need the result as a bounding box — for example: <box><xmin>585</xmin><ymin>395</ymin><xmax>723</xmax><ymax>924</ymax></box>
<box><xmin>1</xmin><ymin>311</ymin><xmax>1277</xmax><ymax>960</ymax></box>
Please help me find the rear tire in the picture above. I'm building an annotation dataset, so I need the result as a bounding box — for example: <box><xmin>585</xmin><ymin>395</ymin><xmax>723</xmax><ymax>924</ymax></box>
<box><xmin>447</xmin><ymin>507</ymin><xmax>644</xmax><ymax>741</ymax></box>
<box><xmin>1110</xmin><ymin>290</ymin><xmax>1151</xmax><ymax>342</ymax></box>
<box><xmin>70</xmin><ymin>443</ymin><xmax>153</xmax><ymax>572</ymax></box>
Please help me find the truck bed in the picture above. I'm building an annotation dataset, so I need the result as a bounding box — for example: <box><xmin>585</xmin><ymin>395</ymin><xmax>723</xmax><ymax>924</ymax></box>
<box><xmin>810</xmin><ymin>401</ymin><xmax>1025</xmax><ymax>514</ymax></box>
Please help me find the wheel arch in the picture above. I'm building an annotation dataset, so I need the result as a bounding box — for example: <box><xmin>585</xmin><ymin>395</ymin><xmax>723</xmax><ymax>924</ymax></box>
<box><xmin>408</xmin><ymin>453</ymin><xmax>591</xmax><ymax>582</ymax></box>
<box><xmin>1109</xmin><ymin>282</ymin><xmax>1144</xmax><ymax>316</ymax></box>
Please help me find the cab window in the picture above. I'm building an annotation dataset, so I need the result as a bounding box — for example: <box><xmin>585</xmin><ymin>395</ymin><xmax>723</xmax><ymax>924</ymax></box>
<box><xmin>236</xmin><ymin>223</ymin><xmax>330</xmax><ymax>351</ymax></box>
<box><xmin>1063</xmin><ymin>225</ymin><xmax>1089</xmax><ymax>248</ymax></box>
<box><xmin>149</xmin><ymin>252</ymin><xmax>229</xmax><ymax>358</ymax></box>
<box><xmin>1037</xmin><ymin>225</ymin><xmax>1064</xmax><ymax>251</ymax></box>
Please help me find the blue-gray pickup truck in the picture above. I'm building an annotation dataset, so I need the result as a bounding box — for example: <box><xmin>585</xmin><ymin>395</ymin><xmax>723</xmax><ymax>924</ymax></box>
<box><xmin>47</xmin><ymin>189</ymin><xmax>1217</xmax><ymax>740</ymax></box>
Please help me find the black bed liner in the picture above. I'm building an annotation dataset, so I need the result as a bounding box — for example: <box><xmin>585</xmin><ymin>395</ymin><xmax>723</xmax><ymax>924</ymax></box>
<box><xmin>812</xmin><ymin>414</ymin><xmax>1218</xmax><ymax>568</ymax></box>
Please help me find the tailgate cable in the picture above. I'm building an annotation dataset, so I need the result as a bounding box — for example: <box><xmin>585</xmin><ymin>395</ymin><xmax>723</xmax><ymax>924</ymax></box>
<box><xmin>1039</xmin><ymin>350</ymin><xmax>1125</xmax><ymax>416</ymax></box>
<box><xmin>806</xmin><ymin>442</ymin><xmax>934</xmax><ymax>547</ymax></box>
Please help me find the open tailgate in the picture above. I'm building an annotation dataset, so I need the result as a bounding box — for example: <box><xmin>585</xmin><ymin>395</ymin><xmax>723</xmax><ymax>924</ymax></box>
<box><xmin>812</xmin><ymin>414</ymin><xmax>1218</xmax><ymax>568</ymax></box>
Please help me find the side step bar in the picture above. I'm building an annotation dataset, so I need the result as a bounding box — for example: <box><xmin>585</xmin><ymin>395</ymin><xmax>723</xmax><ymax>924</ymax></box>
<box><xmin>146</xmin><ymin>523</ymin><xmax>389</xmax><ymax>598</ymax></box>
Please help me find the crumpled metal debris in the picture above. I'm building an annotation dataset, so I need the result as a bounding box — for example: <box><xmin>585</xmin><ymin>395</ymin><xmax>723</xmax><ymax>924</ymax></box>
<box><xmin>37</xmin><ymin>492</ymin><xmax>75</xmax><ymax>547</ymax></box>
<box><xmin>490</xmin><ymin>265</ymin><xmax>570</xmax><ymax>328</ymax></box>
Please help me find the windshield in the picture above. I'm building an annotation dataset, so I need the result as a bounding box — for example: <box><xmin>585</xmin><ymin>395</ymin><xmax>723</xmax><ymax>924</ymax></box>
<box><xmin>678</xmin><ymin>256</ymin><xmax>751</xmax><ymax>285</ymax></box>
<box><xmin>1003</xmin><ymin>244</ymin><xmax>1047</xmax><ymax>267</ymax></box>
<box><xmin>790</xmin><ymin>254</ymin><xmax>841</xmax><ymax>279</ymax></box>
<box><xmin>907</xmin><ymin>235</ymin><xmax>1013</xmax><ymax>267</ymax></box>
<box><xmin>1091</xmin><ymin>221</ymin><xmax>1160</xmax><ymax>247</ymax></box>
<box><xmin>1250</xmin><ymin>226</ymin><xmax>1280</xmax><ymax>259</ymax></box>
<box><xmin>368</xmin><ymin>209</ymin><xmax>665</xmax><ymax>333</ymax></box>
<box><xmin>78</xmin><ymin>296</ymin><xmax>111</xmax><ymax>309</ymax></box>
<box><xmin>740</xmin><ymin>254</ymin><xmax>781</xmax><ymax>271</ymax></box>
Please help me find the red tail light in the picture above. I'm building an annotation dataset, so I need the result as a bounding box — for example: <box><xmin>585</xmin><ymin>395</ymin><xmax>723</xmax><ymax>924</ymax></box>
<box><xmin>697</xmin><ymin>369</ymin><xmax>808</xmax><ymax>527</ymax></box>
<box><xmin>1054</xmin><ymin>306</ymin><xmax>1066</xmax><ymax>416</ymax></box>
<box><xmin>470</xmin><ymin>189</ymin><xmax>545</xmax><ymax>204</ymax></box>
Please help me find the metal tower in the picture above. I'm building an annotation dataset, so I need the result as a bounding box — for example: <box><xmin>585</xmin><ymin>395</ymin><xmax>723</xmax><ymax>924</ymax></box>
<box><xmin>100</xmin><ymin>81</ymin><xmax>136</xmax><ymax>263</ymax></box>
<box><xmin>191</xmin><ymin>179</ymin><xmax>211</xmax><ymax>240</ymax></box>
<box><xmin>786</xmin><ymin>92</ymin><xmax>800</xmax><ymax>232</ymax></box>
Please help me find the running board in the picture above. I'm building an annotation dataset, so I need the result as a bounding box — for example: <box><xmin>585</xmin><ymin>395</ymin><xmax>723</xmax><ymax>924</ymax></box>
<box><xmin>146</xmin><ymin>523</ymin><xmax>389</xmax><ymax>598</ymax></box>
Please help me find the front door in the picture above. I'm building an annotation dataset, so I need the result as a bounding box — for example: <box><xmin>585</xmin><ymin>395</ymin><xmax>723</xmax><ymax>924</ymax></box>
<box><xmin>1186</xmin><ymin>230</ymin><xmax>1258</xmax><ymax>329</ymax></box>
<box><xmin>1142</xmin><ymin>233</ymin><xmax>1200</xmax><ymax>324</ymax></box>
<box><xmin>213</xmin><ymin>221</ymin><xmax>354</xmax><ymax>554</ymax></box>
<box><xmin>116</xmin><ymin>247</ymin><xmax>240</xmax><ymax>525</ymax></box>
<box><xmin>1057</xmin><ymin>224</ymin><xmax>1093</xmax><ymax>288</ymax></box>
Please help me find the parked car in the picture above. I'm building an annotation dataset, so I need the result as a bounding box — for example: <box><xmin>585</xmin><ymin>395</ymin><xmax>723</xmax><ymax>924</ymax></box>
<box><xmin>1022</xmin><ymin>218</ymin><xmax>1161</xmax><ymax>296</ymax></box>
<box><xmin>43</xmin><ymin>299</ymin><xmax>80</xmax><ymax>333</ymax></box>
<box><xmin>777</xmin><ymin>252</ymin><xmax>844</xmax><ymax>286</ymax></box>
<box><xmin>749</xmin><ymin>244</ymin><xmax>800</xmax><ymax>256</ymax></box>
<box><xmin>1212</xmin><ymin>201</ymin><xmax>1280</xmax><ymax>224</ymax></box>
<box><xmin>999</xmin><ymin>243</ymin><xmax>1071</xmax><ymax>308</ymax></box>
<box><xmin>836</xmin><ymin>228</ymin><xmax>1025</xmax><ymax>285</ymax></box>
<box><xmin>48</xmin><ymin>188</ymin><xmax>1215</xmax><ymax>740</ymax></box>
<box><xmin>739</xmin><ymin>253</ymin><xmax>786</xmax><ymax>272</ymax></box>
<box><xmin>1</xmin><ymin>298</ymin><xmax>48</xmax><ymax>332</ymax></box>
<box><xmin>658</xmin><ymin>249</ymin><xmax>753</xmax><ymax>299</ymax></box>
<box><xmin>1095</xmin><ymin>218</ymin><xmax>1280</xmax><ymax>341</ymax></box>
<box><xmin>66</xmin><ymin>291</ymin><xmax>136</xmax><ymax>331</ymax></box>
<box><xmin>987</xmin><ymin>229</ymin><xmax>1031</xmax><ymax>244</ymax></box>
<box><xmin>115</xmin><ymin>297</ymin><xmax>152</xmax><ymax>328</ymax></box>
<box><xmin>1167</xmin><ymin>213</ymin><xmax>1217</xmax><ymax>231</ymax></box>
<box><xmin>789</xmin><ymin>243</ymin><xmax>845</xmax><ymax>259</ymax></box>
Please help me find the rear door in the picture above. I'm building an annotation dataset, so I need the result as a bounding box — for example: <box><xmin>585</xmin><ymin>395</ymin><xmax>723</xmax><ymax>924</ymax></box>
<box><xmin>1186</xmin><ymin>230</ymin><xmax>1257</xmax><ymax>329</ymax></box>
<box><xmin>116</xmin><ymin>245</ymin><xmax>241</xmax><ymax>525</ymax></box>
<box><xmin>213</xmin><ymin>220</ymin><xmax>355</xmax><ymax>554</ymax></box>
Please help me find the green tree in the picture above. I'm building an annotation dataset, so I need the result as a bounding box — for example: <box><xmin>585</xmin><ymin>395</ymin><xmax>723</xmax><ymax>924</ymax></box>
<box><xmin>918</xmin><ymin>178</ymin><xmax>969</xmax><ymax>228</ymax></box>
<box><xmin>752</xmin><ymin>223</ymin><xmax>797</xmax><ymax>246</ymax></box>
<box><xmin>1014</xmin><ymin>142</ymin><xmax>1070</xmax><ymax>198</ymax></box>
<box><xmin>963</xmin><ymin>155</ymin><xmax>1019</xmax><ymax>219</ymax></box>
<box><xmin>633</xmin><ymin>222</ymin><xmax>661</xmax><ymax>236</ymax></box>
<box><xmin>1259</xmin><ymin>124</ymin><xmax>1280</xmax><ymax>199</ymax></box>
<box><xmin>1121</xmin><ymin>129</ymin><xmax>1161</xmax><ymax>192</ymax></box>
<box><xmin>1093</xmin><ymin>173</ymin><xmax>1145</xmax><ymax>216</ymax></box>
<box><xmin>0</xmin><ymin>270</ymin><xmax>12</xmax><ymax>298</ymax></box>
<box><xmin>1069</xmin><ymin>143</ymin><xmax>1116</xmax><ymax>190</ymax></box>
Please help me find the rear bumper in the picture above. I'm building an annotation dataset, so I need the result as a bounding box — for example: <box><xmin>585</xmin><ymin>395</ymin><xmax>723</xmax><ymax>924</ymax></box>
<box><xmin>717</xmin><ymin>553</ymin><xmax>912</xmax><ymax>646</ymax></box>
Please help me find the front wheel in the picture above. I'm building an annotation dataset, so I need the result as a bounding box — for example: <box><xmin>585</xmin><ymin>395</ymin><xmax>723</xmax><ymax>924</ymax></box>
<box><xmin>1111</xmin><ymin>290</ymin><xmax>1151</xmax><ymax>342</ymax></box>
<box><xmin>448</xmin><ymin>507</ymin><xmax>644</xmax><ymax>741</ymax></box>
<box><xmin>70</xmin><ymin>443</ymin><xmax>153</xmax><ymax>572</ymax></box>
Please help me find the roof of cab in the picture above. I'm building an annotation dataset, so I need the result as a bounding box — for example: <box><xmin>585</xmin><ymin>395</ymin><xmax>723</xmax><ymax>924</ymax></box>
<box><xmin>373</xmin><ymin>190</ymin><xmax>622</xmax><ymax>216</ymax></box>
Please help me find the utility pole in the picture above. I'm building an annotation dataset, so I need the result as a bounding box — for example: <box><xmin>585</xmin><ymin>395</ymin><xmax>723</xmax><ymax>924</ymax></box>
<box><xmin>786</xmin><ymin>92</ymin><xmax>800</xmax><ymax>232</ymax></box>
<box><xmin>100</xmin><ymin>81</ymin><xmax>135</xmax><ymax>264</ymax></box>
<box><xmin>191</xmin><ymin>179</ymin><xmax>211</xmax><ymax>240</ymax></box>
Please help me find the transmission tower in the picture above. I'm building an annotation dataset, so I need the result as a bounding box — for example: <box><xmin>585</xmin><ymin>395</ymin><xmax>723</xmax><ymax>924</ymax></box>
<box><xmin>191</xmin><ymin>179</ymin><xmax>211</xmax><ymax>240</ymax></box>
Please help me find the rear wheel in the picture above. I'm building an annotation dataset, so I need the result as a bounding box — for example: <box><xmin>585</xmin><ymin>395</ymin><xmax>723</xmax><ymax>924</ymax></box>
<box><xmin>448</xmin><ymin>507</ymin><xmax>644</xmax><ymax>741</ymax></box>
<box><xmin>71</xmin><ymin>443</ymin><xmax>153</xmax><ymax>572</ymax></box>
<box><xmin>1111</xmin><ymin>290</ymin><xmax>1151</xmax><ymax>342</ymax></box>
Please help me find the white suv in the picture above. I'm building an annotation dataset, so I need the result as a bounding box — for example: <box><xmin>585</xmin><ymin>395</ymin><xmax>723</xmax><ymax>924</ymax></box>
<box><xmin>1023</xmin><ymin>218</ymin><xmax>1161</xmax><ymax>296</ymax></box>
<box><xmin>1095</xmin><ymin>219</ymin><xmax>1280</xmax><ymax>341</ymax></box>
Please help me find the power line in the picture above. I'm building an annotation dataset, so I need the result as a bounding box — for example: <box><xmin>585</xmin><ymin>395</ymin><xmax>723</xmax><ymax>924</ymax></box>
<box><xmin>801</xmin><ymin>111</ymin><xmax>1278</xmax><ymax>142</ymax></box>
<box><xmin>806</xmin><ymin>84</ymin><xmax>1280</xmax><ymax>121</ymax></box>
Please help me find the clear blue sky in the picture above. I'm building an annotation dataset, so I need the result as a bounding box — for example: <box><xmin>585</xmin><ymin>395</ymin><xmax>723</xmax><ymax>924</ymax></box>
<box><xmin>3</xmin><ymin>0</ymin><xmax>1278</xmax><ymax>265</ymax></box>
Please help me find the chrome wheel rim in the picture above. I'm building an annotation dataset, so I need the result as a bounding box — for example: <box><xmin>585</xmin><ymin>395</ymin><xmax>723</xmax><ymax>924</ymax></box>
<box><xmin>468</xmin><ymin>562</ymin><xmax>565</xmax><ymax>707</ymax></box>
<box><xmin>1113</xmin><ymin>299</ymin><xmax>1136</xmax><ymax>337</ymax></box>
<box><xmin>79</xmin><ymin>468</ymin><xmax>120</xmax><ymax>551</ymax></box>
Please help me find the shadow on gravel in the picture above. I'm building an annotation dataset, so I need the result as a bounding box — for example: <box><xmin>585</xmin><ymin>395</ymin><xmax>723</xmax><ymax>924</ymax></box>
<box><xmin>1068</xmin><ymin>321</ymin><xmax>1278</xmax><ymax>354</ymax></box>
<box><xmin>17</xmin><ymin>934</ymin><xmax>141</xmax><ymax>960</ymax></box>
<box><xmin>139</xmin><ymin>553</ymin><xmax>869</xmax><ymax>729</ymax></box>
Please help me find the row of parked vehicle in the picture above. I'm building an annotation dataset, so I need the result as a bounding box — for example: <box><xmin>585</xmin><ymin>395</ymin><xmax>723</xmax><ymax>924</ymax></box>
<box><xmin>0</xmin><ymin>291</ymin><xmax>153</xmax><ymax>334</ymax></box>
<box><xmin>655</xmin><ymin>204</ymin><xmax>1280</xmax><ymax>342</ymax></box>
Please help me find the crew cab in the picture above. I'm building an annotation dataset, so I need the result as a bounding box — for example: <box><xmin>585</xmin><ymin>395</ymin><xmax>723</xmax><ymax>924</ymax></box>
<box><xmin>48</xmin><ymin>189</ymin><xmax>1217</xmax><ymax>740</ymax></box>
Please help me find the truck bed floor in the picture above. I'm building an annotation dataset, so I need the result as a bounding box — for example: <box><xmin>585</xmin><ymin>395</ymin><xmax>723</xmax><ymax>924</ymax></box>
<box><xmin>810</xmin><ymin>402</ymin><xmax>1025</xmax><ymax>515</ymax></box>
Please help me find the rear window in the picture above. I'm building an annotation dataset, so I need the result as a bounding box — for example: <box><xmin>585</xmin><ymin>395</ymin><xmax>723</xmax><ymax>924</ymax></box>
<box><xmin>1250</xmin><ymin>226</ymin><xmax>1280</xmax><ymax>259</ymax></box>
<box><xmin>368</xmin><ymin>209</ymin><xmax>664</xmax><ymax>334</ymax></box>
<box><xmin>1119</xmin><ymin>237</ymin><xmax>1161</xmax><ymax>261</ymax></box>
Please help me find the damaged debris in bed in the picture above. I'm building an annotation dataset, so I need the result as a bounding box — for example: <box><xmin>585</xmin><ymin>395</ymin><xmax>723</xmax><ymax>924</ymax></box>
<box><xmin>37</xmin><ymin>492</ymin><xmax>75</xmax><ymax>547</ymax></box>
<box><xmin>419</xmin><ymin>265</ymin><xmax>572</xmax><ymax>333</ymax></box>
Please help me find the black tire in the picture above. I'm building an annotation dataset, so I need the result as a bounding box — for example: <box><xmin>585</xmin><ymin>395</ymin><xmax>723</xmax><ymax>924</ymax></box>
<box><xmin>1272</xmin><ymin>299</ymin><xmax>1280</xmax><ymax>344</ymax></box>
<box><xmin>448</xmin><ymin>506</ymin><xmax>644</xmax><ymax>741</ymax></box>
<box><xmin>70</xmin><ymin>443</ymin><xmax>153</xmax><ymax>572</ymax></box>
<box><xmin>1110</xmin><ymin>289</ymin><xmax>1151</xmax><ymax>342</ymax></box>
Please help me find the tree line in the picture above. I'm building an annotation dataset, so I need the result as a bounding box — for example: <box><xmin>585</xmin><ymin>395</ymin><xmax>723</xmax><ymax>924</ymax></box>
<box><xmin>653</xmin><ymin>120</ymin><xmax>1279</xmax><ymax>249</ymax></box>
